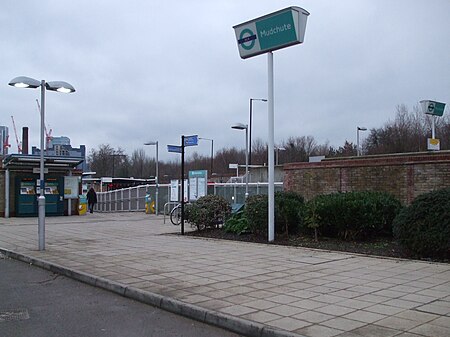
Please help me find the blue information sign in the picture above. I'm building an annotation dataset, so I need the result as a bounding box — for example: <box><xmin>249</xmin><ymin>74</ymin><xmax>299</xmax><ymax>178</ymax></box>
<box><xmin>184</xmin><ymin>135</ymin><xmax>198</xmax><ymax>147</ymax></box>
<box><xmin>167</xmin><ymin>145</ymin><xmax>182</xmax><ymax>153</ymax></box>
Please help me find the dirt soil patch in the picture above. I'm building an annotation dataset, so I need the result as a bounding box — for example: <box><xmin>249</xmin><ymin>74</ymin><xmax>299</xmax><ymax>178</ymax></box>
<box><xmin>184</xmin><ymin>228</ymin><xmax>446</xmax><ymax>262</ymax></box>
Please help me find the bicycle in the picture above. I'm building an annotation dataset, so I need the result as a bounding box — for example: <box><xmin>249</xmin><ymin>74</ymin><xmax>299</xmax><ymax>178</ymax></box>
<box><xmin>169</xmin><ymin>202</ymin><xmax>192</xmax><ymax>225</ymax></box>
<box><xmin>169</xmin><ymin>203</ymin><xmax>182</xmax><ymax>225</ymax></box>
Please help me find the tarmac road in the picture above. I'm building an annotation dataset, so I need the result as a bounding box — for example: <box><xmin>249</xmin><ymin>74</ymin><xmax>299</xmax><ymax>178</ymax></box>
<box><xmin>0</xmin><ymin>256</ymin><xmax>242</xmax><ymax>337</ymax></box>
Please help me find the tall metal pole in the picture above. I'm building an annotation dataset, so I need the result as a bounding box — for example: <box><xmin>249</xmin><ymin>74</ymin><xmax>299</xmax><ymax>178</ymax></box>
<box><xmin>276</xmin><ymin>147</ymin><xmax>279</xmax><ymax>166</ymax></box>
<box><xmin>357</xmin><ymin>127</ymin><xmax>367</xmax><ymax>156</ymax></box>
<box><xmin>210</xmin><ymin>139</ymin><xmax>214</xmax><ymax>173</ymax></box>
<box><xmin>249</xmin><ymin>98</ymin><xmax>253</xmax><ymax>166</ymax></box>
<box><xmin>357</xmin><ymin>127</ymin><xmax>360</xmax><ymax>156</ymax></box>
<box><xmin>38</xmin><ymin>80</ymin><xmax>46</xmax><ymax>250</ymax></box>
<box><xmin>180</xmin><ymin>135</ymin><xmax>185</xmax><ymax>235</ymax></box>
<box><xmin>268</xmin><ymin>52</ymin><xmax>275</xmax><ymax>242</ymax></box>
<box><xmin>5</xmin><ymin>169</ymin><xmax>10</xmax><ymax>218</ymax></box>
<box><xmin>155</xmin><ymin>141</ymin><xmax>159</xmax><ymax>215</ymax></box>
<box><xmin>431</xmin><ymin>116</ymin><xmax>436</xmax><ymax>139</ymax></box>
<box><xmin>245</xmin><ymin>127</ymin><xmax>249</xmax><ymax>198</ymax></box>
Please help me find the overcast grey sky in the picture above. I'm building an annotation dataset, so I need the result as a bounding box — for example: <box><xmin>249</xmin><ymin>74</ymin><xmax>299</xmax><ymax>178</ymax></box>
<box><xmin>2</xmin><ymin>0</ymin><xmax>449</xmax><ymax>161</ymax></box>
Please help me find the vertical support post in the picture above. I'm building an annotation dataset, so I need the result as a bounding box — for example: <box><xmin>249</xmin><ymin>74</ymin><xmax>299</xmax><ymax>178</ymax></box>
<box><xmin>135</xmin><ymin>188</ymin><xmax>138</xmax><ymax>211</ymax></box>
<box><xmin>245</xmin><ymin>127</ymin><xmax>249</xmax><ymax>198</ymax></box>
<box><xmin>38</xmin><ymin>80</ymin><xmax>46</xmax><ymax>251</ymax></box>
<box><xmin>5</xmin><ymin>169</ymin><xmax>10</xmax><ymax>218</ymax></box>
<box><xmin>210</xmin><ymin>139</ymin><xmax>214</xmax><ymax>174</ymax></box>
<box><xmin>432</xmin><ymin>116</ymin><xmax>436</xmax><ymax>139</ymax></box>
<box><xmin>357</xmin><ymin>127</ymin><xmax>360</xmax><ymax>156</ymax></box>
<box><xmin>249</xmin><ymin>98</ymin><xmax>253</xmax><ymax>166</ymax></box>
<box><xmin>181</xmin><ymin>135</ymin><xmax>185</xmax><ymax>235</ymax></box>
<box><xmin>268</xmin><ymin>52</ymin><xmax>275</xmax><ymax>242</ymax></box>
<box><xmin>155</xmin><ymin>141</ymin><xmax>159</xmax><ymax>215</ymax></box>
<box><xmin>67</xmin><ymin>171</ymin><xmax>72</xmax><ymax>216</ymax></box>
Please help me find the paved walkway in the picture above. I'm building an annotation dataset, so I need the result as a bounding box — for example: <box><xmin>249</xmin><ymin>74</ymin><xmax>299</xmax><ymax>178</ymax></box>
<box><xmin>0</xmin><ymin>213</ymin><xmax>449</xmax><ymax>337</ymax></box>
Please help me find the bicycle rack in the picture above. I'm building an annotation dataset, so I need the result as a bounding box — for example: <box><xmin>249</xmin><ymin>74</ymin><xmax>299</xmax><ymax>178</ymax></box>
<box><xmin>163</xmin><ymin>201</ymin><xmax>179</xmax><ymax>224</ymax></box>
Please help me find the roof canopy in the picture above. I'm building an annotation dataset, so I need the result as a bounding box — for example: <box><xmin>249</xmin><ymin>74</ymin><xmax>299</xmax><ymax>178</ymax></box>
<box><xmin>2</xmin><ymin>154</ymin><xmax>83</xmax><ymax>171</ymax></box>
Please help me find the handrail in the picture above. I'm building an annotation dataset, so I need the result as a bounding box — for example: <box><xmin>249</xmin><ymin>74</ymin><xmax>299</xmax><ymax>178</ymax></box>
<box><xmin>163</xmin><ymin>201</ymin><xmax>179</xmax><ymax>224</ymax></box>
<box><xmin>96</xmin><ymin>182</ymin><xmax>283</xmax><ymax>213</ymax></box>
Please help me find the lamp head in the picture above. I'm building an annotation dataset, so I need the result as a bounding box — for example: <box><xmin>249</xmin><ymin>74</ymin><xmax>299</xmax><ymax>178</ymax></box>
<box><xmin>144</xmin><ymin>141</ymin><xmax>158</xmax><ymax>146</ymax></box>
<box><xmin>231</xmin><ymin>123</ymin><xmax>248</xmax><ymax>130</ymax></box>
<box><xmin>8</xmin><ymin>76</ymin><xmax>40</xmax><ymax>89</ymax></box>
<box><xmin>357</xmin><ymin>126</ymin><xmax>367</xmax><ymax>131</ymax></box>
<box><xmin>46</xmin><ymin>81</ymin><xmax>76</xmax><ymax>93</ymax></box>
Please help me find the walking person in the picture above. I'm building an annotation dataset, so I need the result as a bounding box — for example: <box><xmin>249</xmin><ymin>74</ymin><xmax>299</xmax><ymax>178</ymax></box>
<box><xmin>86</xmin><ymin>187</ymin><xmax>97</xmax><ymax>213</ymax></box>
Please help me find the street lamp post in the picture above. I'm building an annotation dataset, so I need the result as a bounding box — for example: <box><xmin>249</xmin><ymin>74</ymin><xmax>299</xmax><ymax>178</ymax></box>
<box><xmin>198</xmin><ymin>137</ymin><xmax>214</xmax><ymax>174</ymax></box>
<box><xmin>275</xmin><ymin>146</ymin><xmax>286</xmax><ymax>165</ymax></box>
<box><xmin>231</xmin><ymin>123</ymin><xmax>249</xmax><ymax>198</ymax></box>
<box><xmin>249</xmin><ymin>98</ymin><xmax>267</xmax><ymax>166</ymax></box>
<box><xmin>356</xmin><ymin>126</ymin><xmax>367</xmax><ymax>156</ymax></box>
<box><xmin>144</xmin><ymin>141</ymin><xmax>159</xmax><ymax>215</ymax></box>
<box><xmin>9</xmin><ymin>76</ymin><xmax>75</xmax><ymax>251</ymax></box>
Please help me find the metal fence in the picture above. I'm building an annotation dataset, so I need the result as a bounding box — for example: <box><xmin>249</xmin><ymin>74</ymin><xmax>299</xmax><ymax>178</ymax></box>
<box><xmin>96</xmin><ymin>182</ymin><xmax>283</xmax><ymax>214</ymax></box>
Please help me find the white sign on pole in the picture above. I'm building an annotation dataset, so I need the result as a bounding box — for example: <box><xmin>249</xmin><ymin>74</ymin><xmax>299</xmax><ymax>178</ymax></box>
<box><xmin>427</xmin><ymin>138</ymin><xmax>440</xmax><ymax>151</ymax></box>
<box><xmin>183</xmin><ymin>179</ymin><xmax>189</xmax><ymax>202</ymax></box>
<box><xmin>233</xmin><ymin>7</ymin><xmax>309</xmax><ymax>243</ymax></box>
<box><xmin>64</xmin><ymin>176</ymin><xmax>79</xmax><ymax>199</ymax></box>
<box><xmin>188</xmin><ymin>170</ymin><xmax>208</xmax><ymax>201</ymax></box>
<box><xmin>170</xmin><ymin>180</ymin><xmax>179</xmax><ymax>202</ymax></box>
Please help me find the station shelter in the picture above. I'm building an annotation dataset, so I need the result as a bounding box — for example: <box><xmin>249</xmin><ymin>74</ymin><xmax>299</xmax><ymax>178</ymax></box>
<box><xmin>1</xmin><ymin>154</ymin><xmax>83</xmax><ymax>217</ymax></box>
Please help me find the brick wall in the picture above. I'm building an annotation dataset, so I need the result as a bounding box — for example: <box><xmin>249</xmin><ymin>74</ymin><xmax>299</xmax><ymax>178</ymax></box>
<box><xmin>284</xmin><ymin>151</ymin><xmax>450</xmax><ymax>204</ymax></box>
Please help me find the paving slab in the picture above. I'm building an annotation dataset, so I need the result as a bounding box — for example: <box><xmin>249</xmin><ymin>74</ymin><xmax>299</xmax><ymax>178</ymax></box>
<box><xmin>1</xmin><ymin>212</ymin><xmax>449</xmax><ymax>337</ymax></box>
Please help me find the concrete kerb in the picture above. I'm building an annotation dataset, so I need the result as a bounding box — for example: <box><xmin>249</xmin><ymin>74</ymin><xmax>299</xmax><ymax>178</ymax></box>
<box><xmin>0</xmin><ymin>247</ymin><xmax>306</xmax><ymax>337</ymax></box>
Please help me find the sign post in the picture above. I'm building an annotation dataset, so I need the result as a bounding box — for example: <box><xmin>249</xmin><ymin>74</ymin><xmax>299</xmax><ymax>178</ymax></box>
<box><xmin>168</xmin><ymin>135</ymin><xmax>198</xmax><ymax>235</ymax></box>
<box><xmin>420</xmin><ymin>100</ymin><xmax>447</xmax><ymax>151</ymax></box>
<box><xmin>233</xmin><ymin>7</ymin><xmax>309</xmax><ymax>242</ymax></box>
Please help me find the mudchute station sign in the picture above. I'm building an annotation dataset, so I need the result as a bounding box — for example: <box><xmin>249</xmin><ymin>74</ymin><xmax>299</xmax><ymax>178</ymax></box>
<box><xmin>233</xmin><ymin>6</ymin><xmax>309</xmax><ymax>59</ymax></box>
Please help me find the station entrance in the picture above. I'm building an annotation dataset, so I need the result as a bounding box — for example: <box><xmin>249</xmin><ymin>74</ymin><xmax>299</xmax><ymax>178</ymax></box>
<box><xmin>15</xmin><ymin>176</ymin><xmax>65</xmax><ymax>216</ymax></box>
<box><xmin>1</xmin><ymin>154</ymin><xmax>83</xmax><ymax>217</ymax></box>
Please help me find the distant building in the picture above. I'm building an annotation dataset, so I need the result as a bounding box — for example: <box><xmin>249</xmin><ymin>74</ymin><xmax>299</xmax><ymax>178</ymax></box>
<box><xmin>50</xmin><ymin>136</ymin><xmax>70</xmax><ymax>147</ymax></box>
<box><xmin>0</xmin><ymin>126</ymin><xmax>9</xmax><ymax>156</ymax></box>
<box><xmin>32</xmin><ymin>136</ymin><xmax>88</xmax><ymax>172</ymax></box>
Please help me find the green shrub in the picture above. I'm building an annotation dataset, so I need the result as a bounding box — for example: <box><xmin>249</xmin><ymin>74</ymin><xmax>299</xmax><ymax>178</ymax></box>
<box><xmin>245</xmin><ymin>194</ymin><xmax>268</xmax><ymax>236</ymax></box>
<box><xmin>274</xmin><ymin>191</ymin><xmax>305</xmax><ymax>235</ymax></box>
<box><xmin>304</xmin><ymin>198</ymin><xmax>321</xmax><ymax>241</ymax></box>
<box><xmin>393</xmin><ymin>188</ymin><xmax>450</xmax><ymax>259</ymax></box>
<box><xmin>187</xmin><ymin>195</ymin><xmax>231</xmax><ymax>231</ymax></box>
<box><xmin>224</xmin><ymin>211</ymin><xmax>250</xmax><ymax>235</ymax></box>
<box><xmin>245</xmin><ymin>192</ymin><xmax>305</xmax><ymax>236</ymax></box>
<box><xmin>309</xmin><ymin>191</ymin><xmax>402</xmax><ymax>241</ymax></box>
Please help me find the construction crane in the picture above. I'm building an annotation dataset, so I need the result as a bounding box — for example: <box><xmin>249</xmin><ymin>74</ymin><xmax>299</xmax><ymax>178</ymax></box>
<box><xmin>36</xmin><ymin>99</ymin><xmax>53</xmax><ymax>151</ymax></box>
<box><xmin>10</xmin><ymin>116</ymin><xmax>22</xmax><ymax>153</ymax></box>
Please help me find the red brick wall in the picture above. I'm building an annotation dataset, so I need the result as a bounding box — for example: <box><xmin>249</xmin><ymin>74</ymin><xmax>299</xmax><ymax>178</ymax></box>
<box><xmin>284</xmin><ymin>151</ymin><xmax>450</xmax><ymax>204</ymax></box>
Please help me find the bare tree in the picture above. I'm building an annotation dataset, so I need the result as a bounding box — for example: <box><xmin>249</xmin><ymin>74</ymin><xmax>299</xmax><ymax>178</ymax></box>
<box><xmin>129</xmin><ymin>148</ymin><xmax>147</xmax><ymax>178</ymax></box>
<box><xmin>364</xmin><ymin>104</ymin><xmax>449</xmax><ymax>154</ymax></box>
<box><xmin>251</xmin><ymin>138</ymin><xmax>268</xmax><ymax>165</ymax></box>
<box><xmin>88</xmin><ymin>144</ymin><xmax>128</xmax><ymax>177</ymax></box>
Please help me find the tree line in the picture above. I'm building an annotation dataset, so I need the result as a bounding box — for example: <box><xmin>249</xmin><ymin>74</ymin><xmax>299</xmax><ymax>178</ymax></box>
<box><xmin>88</xmin><ymin>104</ymin><xmax>450</xmax><ymax>182</ymax></box>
